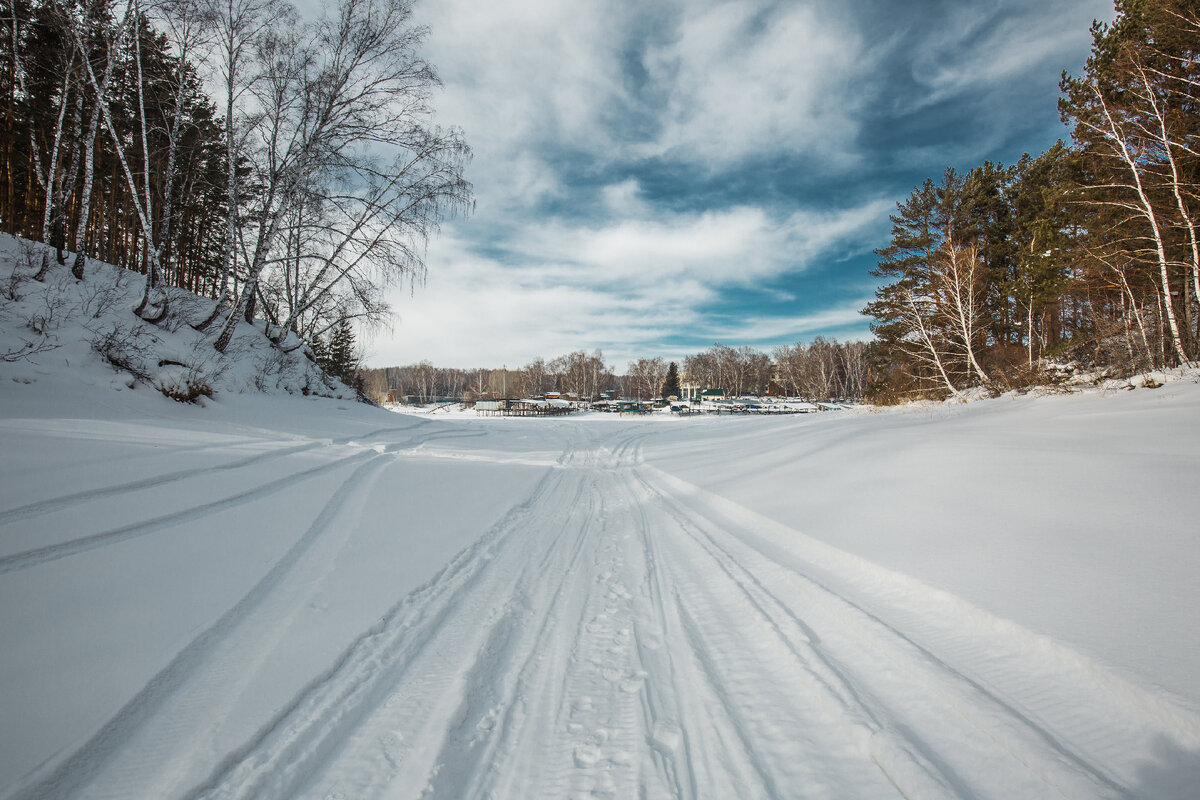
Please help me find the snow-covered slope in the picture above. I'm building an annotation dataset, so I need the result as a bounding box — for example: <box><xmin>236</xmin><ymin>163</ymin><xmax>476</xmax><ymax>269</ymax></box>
<box><xmin>2</xmin><ymin>239</ymin><xmax>1199</xmax><ymax>799</ymax></box>
<box><xmin>0</xmin><ymin>235</ymin><xmax>358</xmax><ymax>413</ymax></box>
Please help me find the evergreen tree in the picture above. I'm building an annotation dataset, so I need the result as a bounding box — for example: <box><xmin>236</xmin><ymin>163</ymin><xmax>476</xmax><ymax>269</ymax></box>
<box><xmin>309</xmin><ymin>334</ymin><xmax>329</xmax><ymax>372</ymax></box>
<box><xmin>1006</xmin><ymin>143</ymin><xmax>1077</xmax><ymax>367</ymax></box>
<box><xmin>661</xmin><ymin>361</ymin><xmax>681</xmax><ymax>399</ymax></box>
<box><xmin>1058</xmin><ymin>0</ymin><xmax>1200</xmax><ymax>365</ymax></box>
<box><xmin>862</xmin><ymin>179</ymin><xmax>946</xmax><ymax>395</ymax></box>
<box><xmin>325</xmin><ymin>318</ymin><xmax>357</xmax><ymax>382</ymax></box>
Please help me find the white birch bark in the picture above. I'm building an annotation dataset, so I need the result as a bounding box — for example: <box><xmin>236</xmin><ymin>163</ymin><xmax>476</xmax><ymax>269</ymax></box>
<box><xmin>900</xmin><ymin>286</ymin><xmax>963</xmax><ymax>400</ymax></box>
<box><xmin>1091</xmin><ymin>83</ymin><xmax>1188</xmax><ymax>364</ymax></box>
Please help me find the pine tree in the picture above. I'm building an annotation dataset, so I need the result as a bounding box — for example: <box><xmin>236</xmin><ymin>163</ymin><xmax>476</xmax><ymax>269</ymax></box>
<box><xmin>1058</xmin><ymin>0</ymin><xmax>1200</xmax><ymax>365</ymax></box>
<box><xmin>661</xmin><ymin>361</ymin><xmax>681</xmax><ymax>399</ymax></box>
<box><xmin>862</xmin><ymin>179</ymin><xmax>945</xmax><ymax>394</ymax></box>
<box><xmin>325</xmin><ymin>318</ymin><xmax>357</xmax><ymax>382</ymax></box>
<box><xmin>309</xmin><ymin>334</ymin><xmax>329</xmax><ymax>372</ymax></box>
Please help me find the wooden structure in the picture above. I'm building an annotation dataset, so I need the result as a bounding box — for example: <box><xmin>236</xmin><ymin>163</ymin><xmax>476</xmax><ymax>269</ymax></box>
<box><xmin>475</xmin><ymin>399</ymin><xmax>574</xmax><ymax>417</ymax></box>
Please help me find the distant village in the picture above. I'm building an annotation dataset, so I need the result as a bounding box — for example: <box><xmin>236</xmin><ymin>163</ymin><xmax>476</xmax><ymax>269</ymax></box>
<box><xmin>362</xmin><ymin>341</ymin><xmax>868</xmax><ymax>416</ymax></box>
<box><xmin>383</xmin><ymin>386</ymin><xmax>853</xmax><ymax>417</ymax></box>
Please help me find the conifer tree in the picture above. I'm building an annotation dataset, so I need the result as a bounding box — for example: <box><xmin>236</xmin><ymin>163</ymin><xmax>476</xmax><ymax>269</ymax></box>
<box><xmin>661</xmin><ymin>361</ymin><xmax>681</xmax><ymax>400</ymax></box>
<box><xmin>325</xmin><ymin>317</ymin><xmax>357</xmax><ymax>382</ymax></box>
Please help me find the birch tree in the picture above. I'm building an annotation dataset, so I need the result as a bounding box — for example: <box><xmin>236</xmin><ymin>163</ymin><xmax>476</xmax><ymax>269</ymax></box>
<box><xmin>212</xmin><ymin>0</ymin><xmax>470</xmax><ymax>352</ymax></box>
<box><xmin>934</xmin><ymin>239</ymin><xmax>991</xmax><ymax>386</ymax></box>
<box><xmin>628</xmin><ymin>356</ymin><xmax>665</xmax><ymax>400</ymax></box>
<box><xmin>1060</xmin><ymin>0</ymin><xmax>1199</xmax><ymax>365</ymax></box>
<box><xmin>190</xmin><ymin>0</ymin><xmax>287</xmax><ymax>330</ymax></box>
<box><xmin>69</xmin><ymin>0</ymin><xmax>184</xmax><ymax>318</ymax></box>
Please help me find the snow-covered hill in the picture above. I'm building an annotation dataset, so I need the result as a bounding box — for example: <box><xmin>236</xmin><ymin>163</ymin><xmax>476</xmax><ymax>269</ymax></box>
<box><xmin>0</xmin><ymin>235</ymin><xmax>359</xmax><ymax>415</ymax></box>
<box><xmin>2</xmin><ymin>237</ymin><xmax>1199</xmax><ymax>799</ymax></box>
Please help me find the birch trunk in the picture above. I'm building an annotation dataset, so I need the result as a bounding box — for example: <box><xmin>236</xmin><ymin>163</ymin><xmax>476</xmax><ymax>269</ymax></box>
<box><xmin>1094</xmin><ymin>85</ymin><xmax>1188</xmax><ymax>364</ymax></box>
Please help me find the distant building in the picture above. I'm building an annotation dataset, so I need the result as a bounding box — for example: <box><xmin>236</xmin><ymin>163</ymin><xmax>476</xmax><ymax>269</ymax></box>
<box><xmin>475</xmin><ymin>398</ymin><xmax>574</xmax><ymax>416</ymax></box>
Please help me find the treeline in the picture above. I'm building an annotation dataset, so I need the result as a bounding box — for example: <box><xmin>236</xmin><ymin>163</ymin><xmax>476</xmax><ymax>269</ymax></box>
<box><xmin>865</xmin><ymin>0</ymin><xmax>1200</xmax><ymax>401</ymax></box>
<box><xmin>2</xmin><ymin>0</ymin><xmax>467</xmax><ymax>356</ymax></box>
<box><xmin>362</xmin><ymin>339</ymin><xmax>869</xmax><ymax>404</ymax></box>
<box><xmin>362</xmin><ymin>350</ymin><xmax>617</xmax><ymax>404</ymax></box>
<box><xmin>2</xmin><ymin>0</ymin><xmax>226</xmax><ymax>286</ymax></box>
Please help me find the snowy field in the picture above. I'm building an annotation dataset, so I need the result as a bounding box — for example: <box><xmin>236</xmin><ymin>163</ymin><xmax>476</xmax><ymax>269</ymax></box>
<box><xmin>2</xmin><ymin>374</ymin><xmax>1199</xmax><ymax>799</ymax></box>
<box><xmin>3</xmin><ymin>244</ymin><xmax>1200</xmax><ymax>800</ymax></box>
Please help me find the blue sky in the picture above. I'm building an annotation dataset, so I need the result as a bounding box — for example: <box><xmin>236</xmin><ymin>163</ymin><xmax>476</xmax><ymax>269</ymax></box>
<box><xmin>366</xmin><ymin>0</ymin><xmax>1114</xmax><ymax>371</ymax></box>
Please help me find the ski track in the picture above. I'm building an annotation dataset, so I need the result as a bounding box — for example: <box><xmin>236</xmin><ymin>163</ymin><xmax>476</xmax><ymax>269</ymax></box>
<box><xmin>0</xmin><ymin>440</ymin><xmax>324</xmax><ymax>525</ymax></box>
<box><xmin>0</xmin><ymin>449</ymin><xmax>374</xmax><ymax>575</ymax></box>
<box><xmin>7</xmin><ymin>449</ymin><xmax>400</xmax><ymax>800</ymax></box>
<box><xmin>6</xmin><ymin>423</ymin><xmax>1198</xmax><ymax>799</ymax></box>
<box><xmin>0</xmin><ymin>426</ymin><xmax>482</xmax><ymax>576</ymax></box>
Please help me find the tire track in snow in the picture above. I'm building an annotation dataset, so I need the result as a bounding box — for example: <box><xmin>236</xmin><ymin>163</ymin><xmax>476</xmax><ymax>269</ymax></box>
<box><xmin>5</xmin><ymin>452</ymin><xmax>397</xmax><ymax>800</ymax></box>
<box><xmin>414</xmin><ymin>473</ymin><xmax>600</xmax><ymax>800</ymax></box>
<box><xmin>625</xmin><ymin>472</ymin><xmax>724</xmax><ymax>800</ymax></box>
<box><xmin>623</xmin><ymin>469</ymin><xmax>915</xmax><ymax>800</ymax></box>
<box><xmin>0</xmin><ymin>448</ymin><xmax>375</xmax><ymax>576</ymax></box>
<box><xmin>14</xmin><ymin>418</ymin><xmax>1184</xmax><ymax>800</ymax></box>
<box><xmin>632</xmin><ymin>464</ymin><xmax>1182</xmax><ymax>799</ymax></box>
<box><xmin>188</xmin><ymin>437</ymin><xmax>666</xmax><ymax>800</ymax></box>
<box><xmin>327</xmin><ymin>418</ymin><xmax>485</xmax><ymax>447</ymax></box>
<box><xmin>533</xmin><ymin>473</ymin><xmax>654</xmax><ymax>800</ymax></box>
<box><xmin>640</xmin><ymin>470</ymin><xmax>1058</xmax><ymax>797</ymax></box>
<box><xmin>633</xmin><ymin>470</ymin><xmax>960</xmax><ymax>799</ymax></box>
<box><xmin>664</xmin><ymin>543</ymin><xmax>949</xmax><ymax>800</ymax></box>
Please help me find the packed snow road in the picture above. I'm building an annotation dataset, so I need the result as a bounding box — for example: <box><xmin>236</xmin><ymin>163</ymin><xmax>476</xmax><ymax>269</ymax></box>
<box><xmin>2</xmin><ymin>392</ymin><xmax>1199</xmax><ymax>799</ymax></box>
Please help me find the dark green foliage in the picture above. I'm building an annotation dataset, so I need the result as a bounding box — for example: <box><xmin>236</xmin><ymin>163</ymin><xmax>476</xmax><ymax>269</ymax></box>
<box><xmin>865</xmin><ymin>0</ymin><xmax>1200</xmax><ymax>400</ymax></box>
<box><xmin>1</xmin><ymin>1</ymin><xmax>230</xmax><ymax>290</ymax></box>
<box><xmin>661</xmin><ymin>361</ymin><xmax>681</xmax><ymax>400</ymax></box>
<box><xmin>320</xmin><ymin>317</ymin><xmax>358</xmax><ymax>384</ymax></box>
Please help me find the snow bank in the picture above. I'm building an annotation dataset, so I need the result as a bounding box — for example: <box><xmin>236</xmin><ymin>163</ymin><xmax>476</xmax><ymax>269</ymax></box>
<box><xmin>0</xmin><ymin>235</ymin><xmax>358</xmax><ymax>417</ymax></box>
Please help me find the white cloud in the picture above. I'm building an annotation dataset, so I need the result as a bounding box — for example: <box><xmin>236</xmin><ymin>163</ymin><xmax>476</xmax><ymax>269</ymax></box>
<box><xmin>413</xmin><ymin>0</ymin><xmax>635</xmax><ymax>209</ymax></box>
<box><xmin>601</xmin><ymin>179</ymin><xmax>648</xmax><ymax>215</ymax></box>
<box><xmin>906</xmin><ymin>0</ymin><xmax>1112</xmax><ymax>107</ymax></box>
<box><xmin>356</xmin><ymin>0</ymin><xmax>1110</xmax><ymax>370</ymax></box>
<box><xmin>512</xmin><ymin>197</ymin><xmax>893</xmax><ymax>287</ymax></box>
<box><xmin>640</xmin><ymin>1</ymin><xmax>870</xmax><ymax>166</ymax></box>
<box><xmin>415</xmin><ymin>0</ymin><xmax>877</xmax><ymax>203</ymax></box>
<box><xmin>367</xmin><ymin>195</ymin><xmax>890</xmax><ymax>369</ymax></box>
<box><xmin>704</xmin><ymin>302</ymin><xmax>875</xmax><ymax>344</ymax></box>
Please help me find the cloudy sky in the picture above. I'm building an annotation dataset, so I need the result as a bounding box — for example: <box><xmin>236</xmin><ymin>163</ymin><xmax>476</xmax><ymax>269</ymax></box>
<box><xmin>366</xmin><ymin>0</ymin><xmax>1114</xmax><ymax>370</ymax></box>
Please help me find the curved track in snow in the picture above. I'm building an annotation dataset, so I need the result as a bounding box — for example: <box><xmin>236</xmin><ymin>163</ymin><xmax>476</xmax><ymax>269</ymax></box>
<box><xmin>3</xmin><ymin>419</ymin><xmax>1198</xmax><ymax>800</ymax></box>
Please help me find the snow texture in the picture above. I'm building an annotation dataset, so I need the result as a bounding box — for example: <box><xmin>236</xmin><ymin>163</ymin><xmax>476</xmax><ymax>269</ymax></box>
<box><xmin>2</xmin><ymin>239</ymin><xmax>1199</xmax><ymax>799</ymax></box>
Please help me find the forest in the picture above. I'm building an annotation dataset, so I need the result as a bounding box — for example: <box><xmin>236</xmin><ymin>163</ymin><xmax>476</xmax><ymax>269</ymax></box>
<box><xmin>1</xmin><ymin>0</ymin><xmax>469</xmax><ymax>358</ymax></box>
<box><xmin>863</xmin><ymin>0</ymin><xmax>1200</xmax><ymax>400</ymax></box>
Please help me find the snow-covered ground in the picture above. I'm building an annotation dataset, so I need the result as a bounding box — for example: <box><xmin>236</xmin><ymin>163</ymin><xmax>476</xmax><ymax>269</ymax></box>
<box><xmin>2</xmin><ymin>246</ymin><xmax>1199</xmax><ymax>799</ymax></box>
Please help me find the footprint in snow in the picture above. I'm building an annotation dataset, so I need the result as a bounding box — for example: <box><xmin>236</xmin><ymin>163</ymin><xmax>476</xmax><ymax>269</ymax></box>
<box><xmin>650</xmin><ymin>722</ymin><xmax>681</xmax><ymax>754</ymax></box>
<box><xmin>619</xmin><ymin>678</ymin><xmax>644</xmax><ymax>693</ymax></box>
<box><xmin>574</xmin><ymin>745</ymin><xmax>602</xmax><ymax>767</ymax></box>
